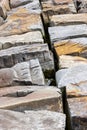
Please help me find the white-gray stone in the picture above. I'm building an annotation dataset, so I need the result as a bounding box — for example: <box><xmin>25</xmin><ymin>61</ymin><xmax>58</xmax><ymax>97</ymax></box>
<box><xmin>0</xmin><ymin>109</ymin><xmax>66</xmax><ymax>130</ymax></box>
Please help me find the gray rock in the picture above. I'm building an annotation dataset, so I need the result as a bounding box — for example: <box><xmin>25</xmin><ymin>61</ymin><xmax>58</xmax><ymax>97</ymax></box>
<box><xmin>56</xmin><ymin>64</ymin><xmax>87</xmax><ymax>88</ymax></box>
<box><xmin>0</xmin><ymin>59</ymin><xmax>45</xmax><ymax>87</ymax></box>
<box><xmin>0</xmin><ymin>109</ymin><xmax>66</xmax><ymax>130</ymax></box>
<box><xmin>0</xmin><ymin>44</ymin><xmax>54</xmax><ymax>74</ymax></box>
<box><xmin>49</xmin><ymin>24</ymin><xmax>87</xmax><ymax>43</ymax></box>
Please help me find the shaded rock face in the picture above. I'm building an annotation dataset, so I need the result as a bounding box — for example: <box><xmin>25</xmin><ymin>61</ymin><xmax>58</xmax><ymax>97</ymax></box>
<box><xmin>0</xmin><ymin>110</ymin><xmax>66</xmax><ymax>130</ymax></box>
<box><xmin>0</xmin><ymin>44</ymin><xmax>54</xmax><ymax>75</ymax></box>
<box><xmin>0</xmin><ymin>59</ymin><xmax>45</xmax><ymax>87</ymax></box>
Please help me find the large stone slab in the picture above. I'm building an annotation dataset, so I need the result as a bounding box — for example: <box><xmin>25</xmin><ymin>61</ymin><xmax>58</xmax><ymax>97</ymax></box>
<box><xmin>42</xmin><ymin>0</ymin><xmax>76</xmax><ymax>23</ymax></box>
<box><xmin>67</xmin><ymin>97</ymin><xmax>87</xmax><ymax>130</ymax></box>
<box><xmin>49</xmin><ymin>24</ymin><xmax>87</xmax><ymax>44</ymax></box>
<box><xmin>0</xmin><ymin>7</ymin><xmax>44</xmax><ymax>37</ymax></box>
<box><xmin>0</xmin><ymin>44</ymin><xmax>54</xmax><ymax>75</ymax></box>
<box><xmin>0</xmin><ymin>31</ymin><xmax>43</xmax><ymax>50</ymax></box>
<box><xmin>56</xmin><ymin>64</ymin><xmax>87</xmax><ymax>89</ymax></box>
<box><xmin>0</xmin><ymin>59</ymin><xmax>45</xmax><ymax>87</ymax></box>
<box><xmin>0</xmin><ymin>0</ymin><xmax>10</xmax><ymax>19</ymax></box>
<box><xmin>54</xmin><ymin>38</ymin><xmax>87</xmax><ymax>57</ymax></box>
<box><xmin>0</xmin><ymin>87</ymin><xmax>63</xmax><ymax>112</ymax></box>
<box><xmin>50</xmin><ymin>13</ymin><xmax>87</xmax><ymax>26</ymax></box>
<box><xmin>0</xmin><ymin>109</ymin><xmax>66</xmax><ymax>130</ymax></box>
<box><xmin>0</xmin><ymin>85</ymin><xmax>51</xmax><ymax>97</ymax></box>
<box><xmin>59</xmin><ymin>55</ymin><xmax>87</xmax><ymax>69</ymax></box>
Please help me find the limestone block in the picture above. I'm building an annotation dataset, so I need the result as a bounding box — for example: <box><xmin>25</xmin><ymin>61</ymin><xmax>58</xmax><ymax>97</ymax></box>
<box><xmin>0</xmin><ymin>59</ymin><xmax>45</xmax><ymax>87</ymax></box>
<box><xmin>0</xmin><ymin>87</ymin><xmax>63</xmax><ymax>112</ymax></box>
<box><xmin>0</xmin><ymin>31</ymin><xmax>44</xmax><ymax>50</ymax></box>
<box><xmin>67</xmin><ymin>97</ymin><xmax>87</xmax><ymax>130</ymax></box>
<box><xmin>0</xmin><ymin>0</ymin><xmax>10</xmax><ymax>19</ymax></box>
<box><xmin>0</xmin><ymin>44</ymin><xmax>54</xmax><ymax>74</ymax></box>
<box><xmin>56</xmin><ymin>64</ymin><xmax>87</xmax><ymax>88</ymax></box>
<box><xmin>0</xmin><ymin>110</ymin><xmax>66</xmax><ymax>130</ymax></box>
<box><xmin>50</xmin><ymin>13</ymin><xmax>87</xmax><ymax>26</ymax></box>
<box><xmin>49</xmin><ymin>24</ymin><xmax>87</xmax><ymax>44</ymax></box>
<box><xmin>54</xmin><ymin>38</ymin><xmax>87</xmax><ymax>57</ymax></box>
<box><xmin>59</xmin><ymin>55</ymin><xmax>87</xmax><ymax>69</ymax></box>
<box><xmin>0</xmin><ymin>7</ymin><xmax>44</xmax><ymax>37</ymax></box>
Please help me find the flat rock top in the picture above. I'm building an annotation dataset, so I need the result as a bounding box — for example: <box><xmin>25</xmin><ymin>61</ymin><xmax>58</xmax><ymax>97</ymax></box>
<box><xmin>0</xmin><ymin>109</ymin><xmax>66</xmax><ymax>130</ymax></box>
<box><xmin>0</xmin><ymin>87</ymin><xmax>61</xmax><ymax>109</ymax></box>
<box><xmin>49</xmin><ymin>24</ymin><xmax>87</xmax><ymax>43</ymax></box>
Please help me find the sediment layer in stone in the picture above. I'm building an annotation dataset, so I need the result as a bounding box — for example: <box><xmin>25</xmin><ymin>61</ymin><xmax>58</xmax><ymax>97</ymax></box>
<box><xmin>0</xmin><ymin>87</ymin><xmax>63</xmax><ymax>112</ymax></box>
<box><xmin>0</xmin><ymin>109</ymin><xmax>66</xmax><ymax>130</ymax></box>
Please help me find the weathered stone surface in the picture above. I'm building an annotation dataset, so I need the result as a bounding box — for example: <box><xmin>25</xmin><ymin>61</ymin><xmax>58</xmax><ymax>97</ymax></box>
<box><xmin>67</xmin><ymin>97</ymin><xmax>87</xmax><ymax>130</ymax></box>
<box><xmin>10</xmin><ymin>0</ymin><xmax>41</xmax><ymax>14</ymax></box>
<box><xmin>0</xmin><ymin>44</ymin><xmax>54</xmax><ymax>73</ymax></box>
<box><xmin>0</xmin><ymin>109</ymin><xmax>66</xmax><ymax>130</ymax></box>
<box><xmin>0</xmin><ymin>7</ymin><xmax>44</xmax><ymax>37</ymax></box>
<box><xmin>54</xmin><ymin>38</ymin><xmax>87</xmax><ymax>56</ymax></box>
<box><xmin>56</xmin><ymin>64</ymin><xmax>87</xmax><ymax>88</ymax></box>
<box><xmin>0</xmin><ymin>85</ymin><xmax>52</xmax><ymax>97</ymax></box>
<box><xmin>0</xmin><ymin>31</ymin><xmax>43</xmax><ymax>49</ymax></box>
<box><xmin>59</xmin><ymin>55</ymin><xmax>87</xmax><ymax>69</ymax></box>
<box><xmin>0</xmin><ymin>0</ymin><xmax>10</xmax><ymax>19</ymax></box>
<box><xmin>49</xmin><ymin>24</ymin><xmax>87</xmax><ymax>44</ymax></box>
<box><xmin>0</xmin><ymin>59</ymin><xmax>45</xmax><ymax>87</ymax></box>
<box><xmin>42</xmin><ymin>0</ymin><xmax>76</xmax><ymax>23</ymax></box>
<box><xmin>0</xmin><ymin>87</ymin><xmax>63</xmax><ymax>112</ymax></box>
<box><xmin>66</xmin><ymin>81</ymin><xmax>87</xmax><ymax>98</ymax></box>
<box><xmin>50</xmin><ymin>13</ymin><xmax>87</xmax><ymax>26</ymax></box>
